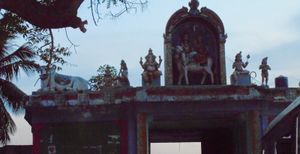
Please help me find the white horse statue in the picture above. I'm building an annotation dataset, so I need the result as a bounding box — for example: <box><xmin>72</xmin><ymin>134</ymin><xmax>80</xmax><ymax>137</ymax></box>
<box><xmin>176</xmin><ymin>46</ymin><xmax>214</xmax><ymax>85</ymax></box>
<box><xmin>38</xmin><ymin>66</ymin><xmax>90</xmax><ymax>91</ymax></box>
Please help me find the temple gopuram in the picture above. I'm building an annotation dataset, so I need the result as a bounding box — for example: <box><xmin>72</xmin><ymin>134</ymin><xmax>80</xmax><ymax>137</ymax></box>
<box><xmin>25</xmin><ymin>0</ymin><xmax>300</xmax><ymax>154</ymax></box>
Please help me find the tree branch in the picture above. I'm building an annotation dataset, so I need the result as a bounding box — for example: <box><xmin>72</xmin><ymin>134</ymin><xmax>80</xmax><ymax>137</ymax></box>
<box><xmin>0</xmin><ymin>0</ymin><xmax>88</xmax><ymax>32</ymax></box>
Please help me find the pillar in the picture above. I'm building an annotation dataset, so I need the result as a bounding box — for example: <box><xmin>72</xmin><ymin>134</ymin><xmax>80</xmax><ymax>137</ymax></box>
<box><xmin>128</xmin><ymin>105</ymin><xmax>137</xmax><ymax>154</ymax></box>
<box><xmin>248</xmin><ymin>110</ymin><xmax>261</xmax><ymax>154</ymax></box>
<box><xmin>137</xmin><ymin>113</ymin><xmax>149</xmax><ymax>154</ymax></box>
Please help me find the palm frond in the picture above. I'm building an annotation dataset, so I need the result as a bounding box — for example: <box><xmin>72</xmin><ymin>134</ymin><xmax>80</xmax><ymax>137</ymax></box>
<box><xmin>0</xmin><ymin>79</ymin><xmax>27</xmax><ymax>111</ymax></box>
<box><xmin>0</xmin><ymin>100</ymin><xmax>16</xmax><ymax>145</ymax></box>
<box><xmin>0</xmin><ymin>45</ymin><xmax>36</xmax><ymax>66</ymax></box>
<box><xmin>0</xmin><ymin>32</ymin><xmax>11</xmax><ymax>60</ymax></box>
<box><xmin>0</xmin><ymin>60</ymin><xmax>39</xmax><ymax>81</ymax></box>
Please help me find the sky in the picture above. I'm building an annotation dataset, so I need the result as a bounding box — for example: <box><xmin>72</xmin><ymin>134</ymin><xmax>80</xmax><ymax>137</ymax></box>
<box><xmin>5</xmin><ymin>0</ymin><xmax>300</xmax><ymax>152</ymax></box>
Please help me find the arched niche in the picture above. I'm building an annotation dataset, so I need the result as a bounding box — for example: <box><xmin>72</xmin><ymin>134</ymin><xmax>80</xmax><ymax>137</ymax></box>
<box><xmin>164</xmin><ymin>1</ymin><xmax>227</xmax><ymax>86</ymax></box>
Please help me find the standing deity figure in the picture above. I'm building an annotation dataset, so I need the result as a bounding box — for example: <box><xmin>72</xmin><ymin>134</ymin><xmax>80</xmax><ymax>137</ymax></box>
<box><xmin>140</xmin><ymin>48</ymin><xmax>162</xmax><ymax>86</ymax></box>
<box><xmin>115</xmin><ymin>60</ymin><xmax>130</xmax><ymax>86</ymax></box>
<box><xmin>231</xmin><ymin>51</ymin><xmax>250</xmax><ymax>85</ymax></box>
<box><xmin>259</xmin><ymin>57</ymin><xmax>271</xmax><ymax>86</ymax></box>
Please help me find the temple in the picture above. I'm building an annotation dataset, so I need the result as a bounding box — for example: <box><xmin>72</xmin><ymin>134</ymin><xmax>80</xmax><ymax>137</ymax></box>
<box><xmin>23</xmin><ymin>0</ymin><xmax>299</xmax><ymax>154</ymax></box>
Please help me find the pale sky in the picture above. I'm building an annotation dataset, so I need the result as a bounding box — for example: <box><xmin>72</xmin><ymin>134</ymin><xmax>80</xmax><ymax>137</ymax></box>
<box><xmin>5</xmin><ymin>0</ymin><xmax>300</xmax><ymax>152</ymax></box>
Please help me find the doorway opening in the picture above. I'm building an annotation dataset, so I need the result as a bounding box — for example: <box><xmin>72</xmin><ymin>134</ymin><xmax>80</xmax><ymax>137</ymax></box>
<box><xmin>151</xmin><ymin>142</ymin><xmax>202</xmax><ymax>154</ymax></box>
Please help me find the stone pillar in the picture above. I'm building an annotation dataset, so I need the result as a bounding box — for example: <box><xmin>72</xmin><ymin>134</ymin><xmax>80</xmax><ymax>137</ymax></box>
<box><xmin>163</xmin><ymin>33</ymin><xmax>173</xmax><ymax>85</ymax></box>
<box><xmin>248</xmin><ymin>110</ymin><xmax>261</xmax><ymax>154</ymax></box>
<box><xmin>128</xmin><ymin>105</ymin><xmax>137</xmax><ymax>154</ymax></box>
<box><xmin>137</xmin><ymin>113</ymin><xmax>149</xmax><ymax>154</ymax></box>
<box><xmin>219</xmin><ymin>34</ymin><xmax>226</xmax><ymax>85</ymax></box>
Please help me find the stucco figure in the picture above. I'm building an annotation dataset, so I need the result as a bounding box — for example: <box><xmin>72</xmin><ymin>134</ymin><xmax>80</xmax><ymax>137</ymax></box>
<box><xmin>175</xmin><ymin>45</ymin><xmax>214</xmax><ymax>85</ymax></box>
<box><xmin>38</xmin><ymin>66</ymin><xmax>90</xmax><ymax>91</ymax></box>
<box><xmin>259</xmin><ymin>57</ymin><xmax>271</xmax><ymax>86</ymax></box>
<box><xmin>115</xmin><ymin>60</ymin><xmax>130</xmax><ymax>87</ymax></box>
<box><xmin>230</xmin><ymin>51</ymin><xmax>250</xmax><ymax>85</ymax></box>
<box><xmin>140</xmin><ymin>48</ymin><xmax>162</xmax><ymax>86</ymax></box>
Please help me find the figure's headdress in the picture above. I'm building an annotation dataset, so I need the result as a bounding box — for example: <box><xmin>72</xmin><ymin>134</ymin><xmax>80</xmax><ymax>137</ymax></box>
<box><xmin>235</xmin><ymin>51</ymin><xmax>242</xmax><ymax>59</ymax></box>
<box><xmin>145</xmin><ymin>48</ymin><xmax>156</xmax><ymax>60</ymax></box>
<box><xmin>121</xmin><ymin>59</ymin><xmax>127</xmax><ymax>70</ymax></box>
<box><xmin>262</xmin><ymin>57</ymin><xmax>268</xmax><ymax>64</ymax></box>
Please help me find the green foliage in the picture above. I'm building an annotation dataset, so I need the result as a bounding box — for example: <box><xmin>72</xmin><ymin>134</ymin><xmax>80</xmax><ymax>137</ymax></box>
<box><xmin>0</xmin><ymin>10</ymin><xmax>71</xmax><ymax>145</ymax></box>
<box><xmin>1</xmin><ymin>11</ymin><xmax>72</xmax><ymax>71</ymax></box>
<box><xmin>23</xmin><ymin>26</ymin><xmax>72</xmax><ymax>71</ymax></box>
<box><xmin>0</xmin><ymin>11</ymin><xmax>39</xmax><ymax>145</ymax></box>
<box><xmin>37</xmin><ymin>42</ymin><xmax>71</xmax><ymax>71</ymax></box>
<box><xmin>89</xmin><ymin>64</ymin><xmax>117</xmax><ymax>91</ymax></box>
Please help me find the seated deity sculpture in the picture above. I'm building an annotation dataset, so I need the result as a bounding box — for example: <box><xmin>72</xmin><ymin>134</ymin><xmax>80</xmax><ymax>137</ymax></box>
<box><xmin>230</xmin><ymin>51</ymin><xmax>251</xmax><ymax>85</ymax></box>
<box><xmin>140</xmin><ymin>48</ymin><xmax>162</xmax><ymax>86</ymax></box>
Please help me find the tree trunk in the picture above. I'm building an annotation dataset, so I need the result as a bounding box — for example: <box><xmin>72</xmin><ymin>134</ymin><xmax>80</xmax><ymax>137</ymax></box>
<box><xmin>0</xmin><ymin>0</ymin><xmax>87</xmax><ymax>32</ymax></box>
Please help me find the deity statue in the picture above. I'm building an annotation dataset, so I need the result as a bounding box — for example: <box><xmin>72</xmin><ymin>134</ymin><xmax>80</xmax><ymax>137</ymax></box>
<box><xmin>231</xmin><ymin>51</ymin><xmax>250</xmax><ymax>85</ymax></box>
<box><xmin>175</xmin><ymin>33</ymin><xmax>214</xmax><ymax>85</ymax></box>
<box><xmin>140</xmin><ymin>48</ymin><xmax>162</xmax><ymax>86</ymax></box>
<box><xmin>259</xmin><ymin>57</ymin><xmax>271</xmax><ymax>86</ymax></box>
<box><xmin>115</xmin><ymin>60</ymin><xmax>130</xmax><ymax>86</ymax></box>
<box><xmin>232</xmin><ymin>51</ymin><xmax>249</xmax><ymax>73</ymax></box>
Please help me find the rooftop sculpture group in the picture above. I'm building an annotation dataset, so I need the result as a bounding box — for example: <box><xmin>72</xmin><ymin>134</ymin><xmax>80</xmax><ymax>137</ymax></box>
<box><xmin>230</xmin><ymin>51</ymin><xmax>271</xmax><ymax>87</ymax></box>
<box><xmin>36</xmin><ymin>0</ymin><xmax>273</xmax><ymax>91</ymax></box>
<box><xmin>38</xmin><ymin>49</ymin><xmax>272</xmax><ymax>92</ymax></box>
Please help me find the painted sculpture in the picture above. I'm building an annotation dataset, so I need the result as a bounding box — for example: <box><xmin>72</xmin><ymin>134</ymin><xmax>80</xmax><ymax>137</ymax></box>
<box><xmin>259</xmin><ymin>57</ymin><xmax>271</xmax><ymax>86</ymax></box>
<box><xmin>115</xmin><ymin>60</ymin><xmax>130</xmax><ymax>87</ymax></box>
<box><xmin>38</xmin><ymin>66</ymin><xmax>90</xmax><ymax>91</ymax></box>
<box><xmin>230</xmin><ymin>51</ymin><xmax>251</xmax><ymax>85</ymax></box>
<box><xmin>175</xmin><ymin>33</ymin><xmax>214</xmax><ymax>85</ymax></box>
<box><xmin>140</xmin><ymin>48</ymin><xmax>162</xmax><ymax>86</ymax></box>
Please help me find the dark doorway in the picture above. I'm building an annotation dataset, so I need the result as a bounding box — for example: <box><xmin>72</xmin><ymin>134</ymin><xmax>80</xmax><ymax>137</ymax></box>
<box><xmin>151</xmin><ymin>142</ymin><xmax>202</xmax><ymax>154</ymax></box>
<box><xmin>150</xmin><ymin>128</ymin><xmax>233</xmax><ymax>154</ymax></box>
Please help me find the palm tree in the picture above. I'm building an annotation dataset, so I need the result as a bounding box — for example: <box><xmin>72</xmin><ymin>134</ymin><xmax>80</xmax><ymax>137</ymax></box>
<box><xmin>0</xmin><ymin>12</ymin><xmax>39</xmax><ymax>145</ymax></box>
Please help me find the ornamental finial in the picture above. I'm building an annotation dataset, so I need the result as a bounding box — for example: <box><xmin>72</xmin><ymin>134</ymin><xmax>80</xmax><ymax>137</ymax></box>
<box><xmin>188</xmin><ymin>0</ymin><xmax>200</xmax><ymax>15</ymax></box>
